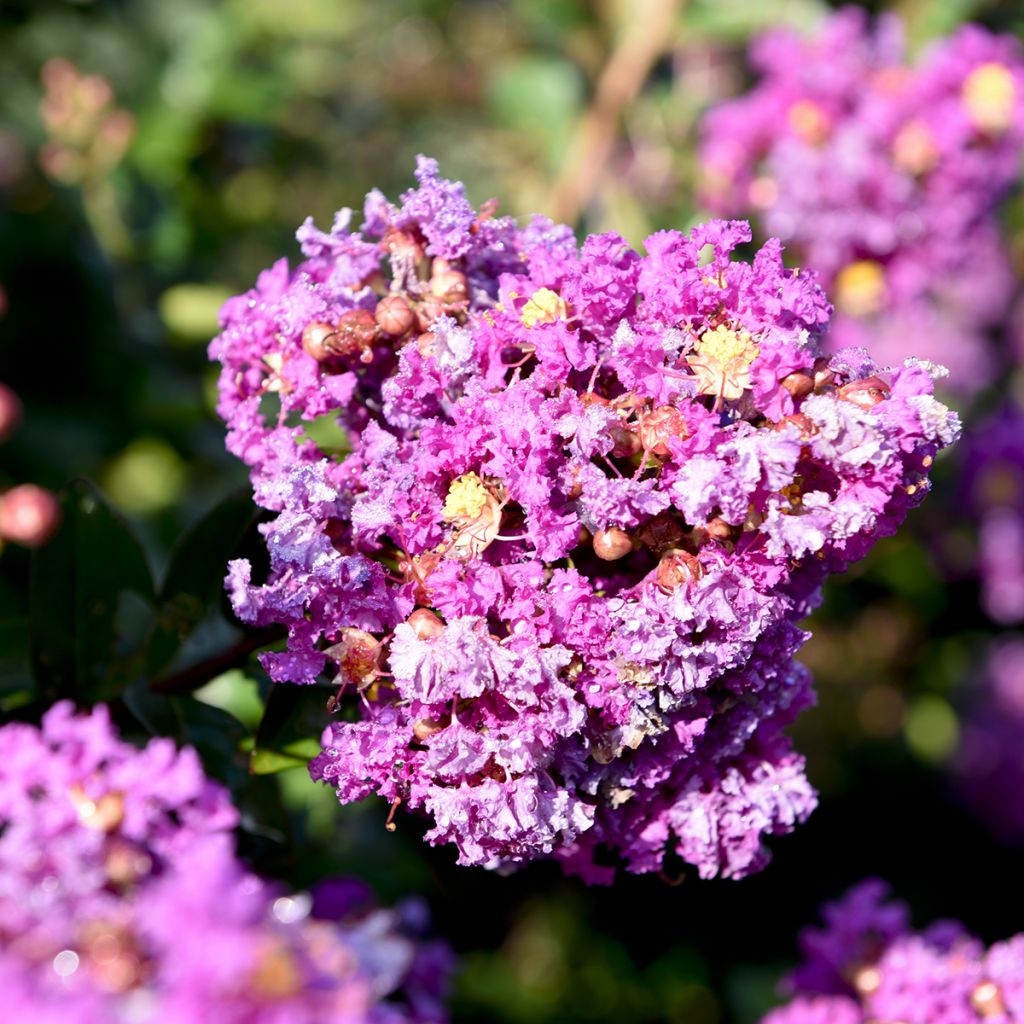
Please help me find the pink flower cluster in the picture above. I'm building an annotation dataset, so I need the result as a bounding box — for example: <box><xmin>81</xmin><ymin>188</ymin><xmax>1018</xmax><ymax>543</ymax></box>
<box><xmin>211</xmin><ymin>160</ymin><xmax>957</xmax><ymax>880</ymax></box>
<box><xmin>0</xmin><ymin>703</ymin><xmax>451</xmax><ymax>1023</ymax></box>
<box><xmin>699</xmin><ymin>9</ymin><xmax>1024</xmax><ymax>394</ymax></box>
<box><xmin>762</xmin><ymin>880</ymin><xmax>1024</xmax><ymax>1023</ymax></box>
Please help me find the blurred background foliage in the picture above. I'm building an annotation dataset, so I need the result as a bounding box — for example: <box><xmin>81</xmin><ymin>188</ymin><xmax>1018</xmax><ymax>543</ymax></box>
<box><xmin>2</xmin><ymin>0</ymin><xmax>1024</xmax><ymax>1021</ymax></box>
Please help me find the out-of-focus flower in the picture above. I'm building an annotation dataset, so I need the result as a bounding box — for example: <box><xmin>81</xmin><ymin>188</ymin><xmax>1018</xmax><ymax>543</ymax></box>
<box><xmin>0</xmin><ymin>483</ymin><xmax>60</xmax><ymax>548</ymax></box>
<box><xmin>211</xmin><ymin>160</ymin><xmax>957</xmax><ymax>881</ymax></box>
<box><xmin>0</xmin><ymin>702</ymin><xmax>452</xmax><ymax>1022</ymax></box>
<box><xmin>699</xmin><ymin>9</ymin><xmax>1024</xmax><ymax>395</ymax></box>
<box><xmin>761</xmin><ymin>880</ymin><xmax>1024</xmax><ymax>1023</ymax></box>
<box><xmin>38</xmin><ymin>58</ymin><xmax>135</xmax><ymax>186</ymax></box>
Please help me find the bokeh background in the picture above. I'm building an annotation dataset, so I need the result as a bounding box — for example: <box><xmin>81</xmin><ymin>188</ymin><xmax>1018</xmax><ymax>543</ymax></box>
<box><xmin>2</xmin><ymin>0</ymin><xmax>1024</xmax><ymax>1020</ymax></box>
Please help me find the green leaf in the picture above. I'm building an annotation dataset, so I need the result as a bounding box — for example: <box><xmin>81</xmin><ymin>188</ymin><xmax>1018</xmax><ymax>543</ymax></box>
<box><xmin>30</xmin><ymin>480</ymin><xmax>154</xmax><ymax>704</ymax></box>
<box><xmin>251</xmin><ymin>682</ymin><xmax>331</xmax><ymax>775</ymax></box>
<box><xmin>147</xmin><ymin>489</ymin><xmax>260</xmax><ymax>678</ymax></box>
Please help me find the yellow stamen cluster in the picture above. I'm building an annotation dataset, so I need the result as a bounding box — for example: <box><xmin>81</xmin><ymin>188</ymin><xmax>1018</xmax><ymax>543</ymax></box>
<box><xmin>687</xmin><ymin>324</ymin><xmax>760</xmax><ymax>401</ymax></box>
<box><xmin>963</xmin><ymin>62</ymin><xmax>1016</xmax><ymax>133</ymax></box>
<box><xmin>443</xmin><ymin>472</ymin><xmax>491</xmax><ymax>523</ymax></box>
<box><xmin>835</xmin><ymin>260</ymin><xmax>886</xmax><ymax>317</ymax></box>
<box><xmin>520</xmin><ymin>288</ymin><xmax>568</xmax><ymax>328</ymax></box>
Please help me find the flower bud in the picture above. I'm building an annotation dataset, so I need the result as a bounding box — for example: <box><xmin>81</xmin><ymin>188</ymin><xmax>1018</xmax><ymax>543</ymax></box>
<box><xmin>69</xmin><ymin>784</ymin><xmax>125</xmax><ymax>832</ymax></box>
<box><xmin>416</xmin><ymin>332</ymin><xmax>435</xmax><ymax>358</ymax></box>
<box><xmin>593</xmin><ymin>527</ymin><xmax>632</xmax><ymax>560</ymax></box>
<box><xmin>0</xmin><ymin>484</ymin><xmax>60</xmax><ymax>548</ymax></box>
<box><xmin>774</xmin><ymin>412</ymin><xmax>817</xmax><ymax>440</ymax></box>
<box><xmin>332</xmin><ymin>308</ymin><xmax>380</xmax><ymax>359</ymax></box>
<box><xmin>104</xmin><ymin>838</ymin><xmax>153</xmax><ymax>888</ymax></box>
<box><xmin>812</xmin><ymin>357</ymin><xmax>835</xmax><ymax>390</ymax></box>
<box><xmin>325</xmin><ymin>628</ymin><xmax>381</xmax><ymax>687</ymax></box>
<box><xmin>302</xmin><ymin>321</ymin><xmax>338</xmax><ymax>362</ymax></box>
<box><xmin>416</xmin><ymin>297</ymin><xmax>448</xmax><ymax>331</ymax></box>
<box><xmin>838</xmin><ymin>375</ymin><xmax>890</xmax><ymax>409</ymax></box>
<box><xmin>972</xmin><ymin>981</ymin><xmax>1007</xmax><ymax>1018</ymax></box>
<box><xmin>638</xmin><ymin>405</ymin><xmax>689</xmax><ymax>456</ymax></box>
<box><xmin>780</xmin><ymin>371</ymin><xmax>814</xmax><ymax>401</ymax></box>
<box><xmin>406</xmin><ymin>608</ymin><xmax>444</xmax><ymax>640</ymax></box>
<box><xmin>0</xmin><ymin>383</ymin><xmax>22</xmax><ymax>442</ymax></box>
<box><xmin>704</xmin><ymin>517</ymin><xmax>734</xmax><ymax>542</ymax></box>
<box><xmin>430</xmin><ymin>269</ymin><xmax>468</xmax><ymax>302</ymax></box>
<box><xmin>413</xmin><ymin>716</ymin><xmax>449</xmax><ymax>742</ymax></box>
<box><xmin>374</xmin><ymin>295</ymin><xmax>415</xmax><ymax>337</ymax></box>
<box><xmin>656</xmin><ymin>549</ymin><xmax>704</xmax><ymax>593</ymax></box>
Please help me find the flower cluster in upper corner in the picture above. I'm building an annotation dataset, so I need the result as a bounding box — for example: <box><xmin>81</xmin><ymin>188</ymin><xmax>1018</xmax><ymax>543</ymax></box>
<box><xmin>761</xmin><ymin>880</ymin><xmax>1024</xmax><ymax>1022</ymax></box>
<box><xmin>0</xmin><ymin>703</ymin><xmax>451</xmax><ymax>1023</ymax></box>
<box><xmin>210</xmin><ymin>157</ymin><xmax>959</xmax><ymax>881</ymax></box>
<box><xmin>699</xmin><ymin>8</ymin><xmax>1024</xmax><ymax>394</ymax></box>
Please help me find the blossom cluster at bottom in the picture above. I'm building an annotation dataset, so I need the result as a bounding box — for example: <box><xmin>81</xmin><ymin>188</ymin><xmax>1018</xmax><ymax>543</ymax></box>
<box><xmin>0</xmin><ymin>703</ymin><xmax>451</xmax><ymax>1023</ymax></box>
<box><xmin>762</xmin><ymin>880</ymin><xmax>1024</xmax><ymax>1023</ymax></box>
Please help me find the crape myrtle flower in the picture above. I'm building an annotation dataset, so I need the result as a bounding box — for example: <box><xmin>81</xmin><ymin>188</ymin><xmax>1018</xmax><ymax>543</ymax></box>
<box><xmin>0</xmin><ymin>703</ymin><xmax>451</xmax><ymax>1023</ymax></box>
<box><xmin>212</xmin><ymin>161</ymin><xmax>958</xmax><ymax>880</ymax></box>
<box><xmin>953</xmin><ymin>636</ymin><xmax>1024</xmax><ymax>844</ymax></box>
<box><xmin>699</xmin><ymin>8</ymin><xmax>1024</xmax><ymax>394</ymax></box>
<box><xmin>761</xmin><ymin>880</ymin><xmax>1024</xmax><ymax>1023</ymax></box>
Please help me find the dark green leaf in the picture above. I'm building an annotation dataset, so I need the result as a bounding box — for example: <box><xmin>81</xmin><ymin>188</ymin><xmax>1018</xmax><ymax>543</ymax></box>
<box><xmin>251</xmin><ymin>682</ymin><xmax>331</xmax><ymax>775</ymax></box>
<box><xmin>30</xmin><ymin>479</ymin><xmax>154</xmax><ymax>704</ymax></box>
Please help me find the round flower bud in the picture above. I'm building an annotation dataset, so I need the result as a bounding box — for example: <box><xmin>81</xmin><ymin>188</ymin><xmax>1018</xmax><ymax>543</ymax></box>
<box><xmin>416</xmin><ymin>297</ymin><xmax>448</xmax><ymax>332</ymax></box>
<box><xmin>656</xmin><ymin>549</ymin><xmax>704</xmax><ymax>593</ymax></box>
<box><xmin>780</xmin><ymin>371</ymin><xmax>814</xmax><ymax>401</ymax></box>
<box><xmin>301</xmin><ymin>321</ymin><xmax>338</xmax><ymax>362</ymax></box>
<box><xmin>406</xmin><ymin>608</ymin><xmax>444</xmax><ymax>640</ymax></box>
<box><xmin>374</xmin><ymin>295</ymin><xmax>415</xmax><ymax>337</ymax></box>
<box><xmin>774</xmin><ymin>412</ymin><xmax>817</xmax><ymax>440</ymax></box>
<box><xmin>431</xmin><ymin>269</ymin><xmax>468</xmax><ymax>302</ymax></box>
<box><xmin>332</xmin><ymin>309</ymin><xmax>380</xmax><ymax>359</ymax></box>
<box><xmin>593</xmin><ymin>527</ymin><xmax>632</xmax><ymax>561</ymax></box>
<box><xmin>838</xmin><ymin>375</ymin><xmax>891</xmax><ymax>409</ymax></box>
<box><xmin>812</xmin><ymin>357</ymin><xmax>836</xmax><ymax>390</ymax></box>
<box><xmin>638</xmin><ymin>405</ymin><xmax>690</xmax><ymax>457</ymax></box>
<box><xmin>0</xmin><ymin>484</ymin><xmax>60</xmax><ymax>548</ymax></box>
<box><xmin>0</xmin><ymin>383</ymin><xmax>22</xmax><ymax>442</ymax></box>
<box><xmin>704</xmin><ymin>517</ymin><xmax>734</xmax><ymax>543</ymax></box>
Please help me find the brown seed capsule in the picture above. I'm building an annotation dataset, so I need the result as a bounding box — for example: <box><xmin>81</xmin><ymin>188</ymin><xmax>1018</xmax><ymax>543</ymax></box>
<box><xmin>637</xmin><ymin>512</ymin><xmax>685</xmax><ymax>553</ymax></box>
<box><xmin>838</xmin><ymin>375</ymin><xmax>891</xmax><ymax>410</ymax></box>
<box><xmin>656</xmin><ymin>549</ymin><xmax>704</xmax><ymax>593</ymax></box>
<box><xmin>431</xmin><ymin>268</ymin><xmax>468</xmax><ymax>302</ymax></box>
<box><xmin>0</xmin><ymin>485</ymin><xmax>60</xmax><ymax>548</ymax></box>
<box><xmin>780</xmin><ymin>371</ymin><xmax>814</xmax><ymax>401</ymax></box>
<box><xmin>638</xmin><ymin>405</ymin><xmax>690</xmax><ymax>457</ymax></box>
<box><xmin>406</xmin><ymin>608</ymin><xmax>444</xmax><ymax>640</ymax></box>
<box><xmin>593</xmin><ymin>527</ymin><xmax>632</xmax><ymax>561</ymax></box>
<box><xmin>374</xmin><ymin>295</ymin><xmax>415</xmax><ymax>337</ymax></box>
<box><xmin>301</xmin><ymin>321</ymin><xmax>338</xmax><ymax>362</ymax></box>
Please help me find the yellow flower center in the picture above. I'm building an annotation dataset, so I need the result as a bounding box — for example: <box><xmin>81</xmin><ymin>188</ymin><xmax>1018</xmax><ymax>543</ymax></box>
<box><xmin>963</xmin><ymin>62</ymin><xmax>1016</xmax><ymax>133</ymax></box>
<box><xmin>835</xmin><ymin>260</ymin><xmax>886</xmax><ymax>317</ymax></box>
<box><xmin>687</xmin><ymin>325</ymin><xmax>759</xmax><ymax>401</ymax></box>
<box><xmin>443</xmin><ymin>472</ymin><xmax>491</xmax><ymax>523</ymax></box>
<box><xmin>520</xmin><ymin>288</ymin><xmax>568</xmax><ymax>328</ymax></box>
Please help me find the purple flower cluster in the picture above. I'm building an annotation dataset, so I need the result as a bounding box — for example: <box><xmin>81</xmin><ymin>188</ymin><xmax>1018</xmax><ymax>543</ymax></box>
<box><xmin>762</xmin><ymin>880</ymin><xmax>1024</xmax><ymax>1023</ymax></box>
<box><xmin>211</xmin><ymin>160</ymin><xmax>958</xmax><ymax>880</ymax></box>
<box><xmin>699</xmin><ymin>8</ymin><xmax>1024</xmax><ymax>394</ymax></box>
<box><xmin>0</xmin><ymin>703</ymin><xmax>451</xmax><ymax>1023</ymax></box>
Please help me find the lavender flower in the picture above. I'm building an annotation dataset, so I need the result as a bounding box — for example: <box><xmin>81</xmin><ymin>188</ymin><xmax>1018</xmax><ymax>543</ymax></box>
<box><xmin>0</xmin><ymin>703</ymin><xmax>452</xmax><ymax>1022</ymax></box>
<box><xmin>762</xmin><ymin>881</ymin><xmax>1024</xmax><ymax>1023</ymax></box>
<box><xmin>699</xmin><ymin>9</ymin><xmax>1024</xmax><ymax>394</ymax></box>
<box><xmin>211</xmin><ymin>161</ymin><xmax>958</xmax><ymax>880</ymax></box>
